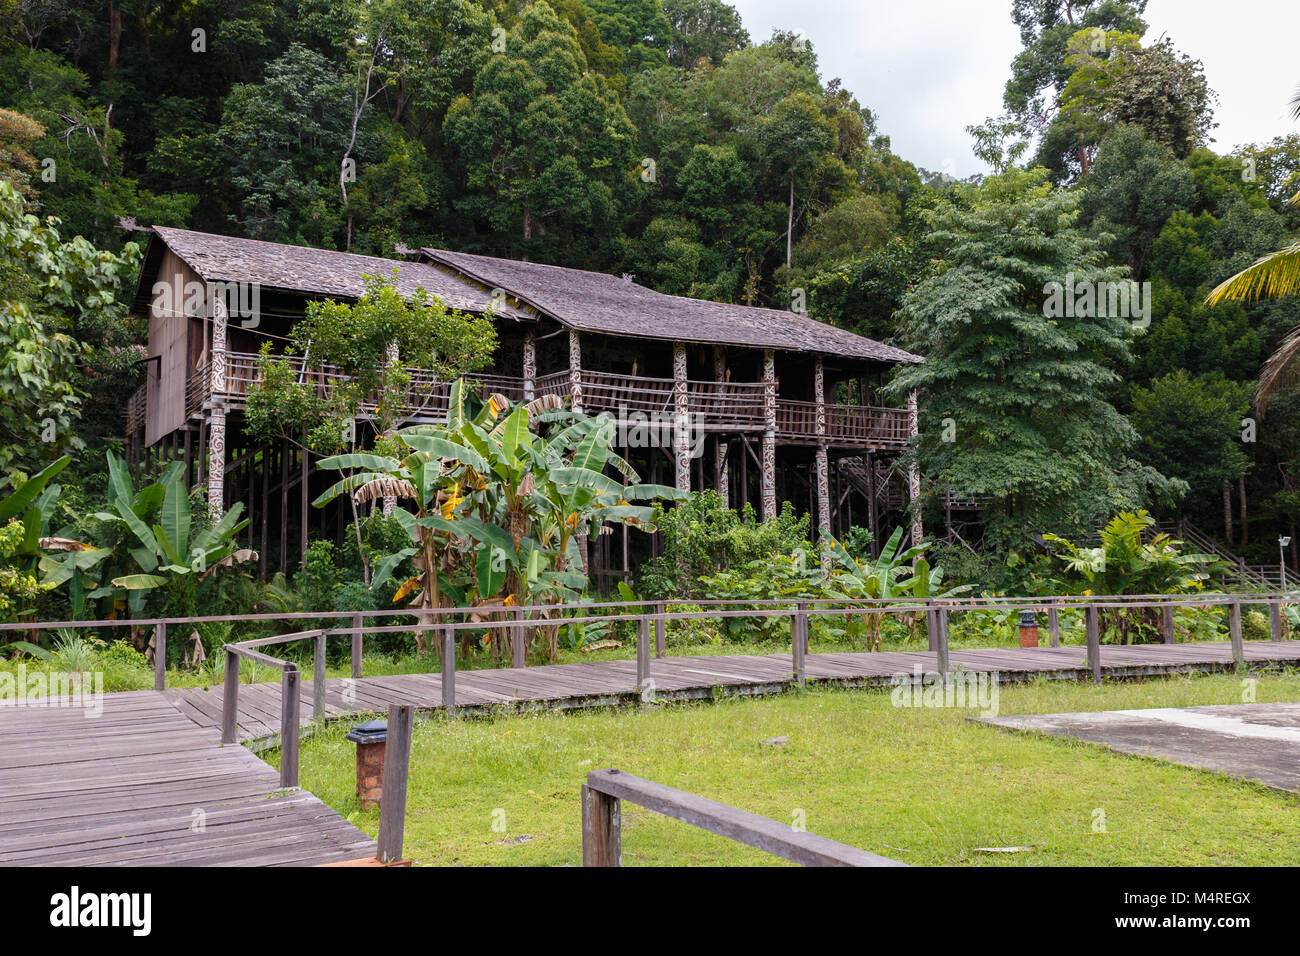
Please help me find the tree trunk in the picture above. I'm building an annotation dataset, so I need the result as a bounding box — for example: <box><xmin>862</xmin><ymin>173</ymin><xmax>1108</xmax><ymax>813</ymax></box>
<box><xmin>786</xmin><ymin>179</ymin><xmax>794</xmax><ymax>268</ymax></box>
<box><xmin>108</xmin><ymin>2</ymin><xmax>121</xmax><ymax>73</ymax></box>
<box><xmin>1222</xmin><ymin>481</ymin><xmax>1232</xmax><ymax>545</ymax></box>
<box><xmin>1237</xmin><ymin>475</ymin><xmax>1248</xmax><ymax>548</ymax></box>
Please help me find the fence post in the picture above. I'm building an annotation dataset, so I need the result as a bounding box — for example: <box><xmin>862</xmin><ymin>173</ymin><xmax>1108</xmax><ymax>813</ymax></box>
<box><xmin>280</xmin><ymin>665</ymin><xmax>300</xmax><ymax>789</ymax></box>
<box><xmin>1270</xmin><ymin>601</ymin><xmax>1285</xmax><ymax>642</ymax></box>
<box><xmin>153</xmin><ymin>622</ymin><xmax>167</xmax><ymax>691</ymax></box>
<box><xmin>221</xmin><ymin>647</ymin><xmax>240</xmax><ymax>745</ymax></box>
<box><xmin>313</xmin><ymin>630</ymin><xmax>327</xmax><ymax>722</ymax></box>
<box><xmin>1085</xmin><ymin>605</ymin><xmax>1101</xmax><ymax>684</ymax></box>
<box><xmin>1047</xmin><ymin>601</ymin><xmax>1060</xmax><ymax>648</ymax></box>
<box><xmin>1160</xmin><ymin>604</ymin><xmax>1176</xmax><ymax>645</ymax></box>
<box><xmin>792</xmin><ymin>603</ymin><xmax>807</xmax><ymax>686</ymax></box>
<box><xmin>637</xmin><ymin>616</ymin><xmax>651</xmax><ymax>692</ymax></box>
<box><xmin>582</xmin><ymin>783</ymin><xmax>621</xmax><ymax>866</ymax></box>
<box><xmin>351</xmin><ymin>612</ymin><xmax>363</xmax><ymax>678</ymax></box>
<box><xmin>654</xmin><ymin>601</ymin><xmax>666</xmax><ymax>658</ymax></box>
<box><xmin>512</xmin><ymin>606</ymin><xmax>526</xmax><ymax>669</ymax></box>
<box><xmin>935</xmin><ymin>606</ymin><xmax>949</xmax><ymax>678</ymax></box>
<box><xmin>1228</xmin><ymin>601</ymin><xmax>1244</xmax><ymax>666</ymax></box>
<box><xmin>441</xmin><ymin>627</ymin><xmax>456</xmax><ymax>717</ymax></box>
<box><xmin>925</xmin><ymin>601</ymin><xmax>937</xmax><ymax>652</ymax></box>
<box><xmin>377</xmin><ymin>704</ymin><xmax>413</xmax><ymax>864</ymax></box>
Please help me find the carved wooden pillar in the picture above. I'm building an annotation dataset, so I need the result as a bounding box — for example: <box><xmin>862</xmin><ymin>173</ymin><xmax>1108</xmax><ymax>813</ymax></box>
<box><xmin>522</xmin><ymin>327</ymin><xmax>537</xmax><ymax>402</ymax></box>
<box><xmin>206</xmin><ymin>294</ymin><xmax>228</xmax><ymax>515</ymax></box>
<box><xmin>382</xmin><ymin>341</ymin><xmax>398</xmax><ymax>516</ymax></box>
<box><xmin>712</xmin><ymin>345</ymin><xmax>728</xmax><ymax>507</ymax></box>
<box><xmin>673</xmin><ymin>342</ymin><xmax>690</xmax><ymax>493</ymax></box>
<box><xmin>568</xmin><ymin>329</ymin><xmax>582</xmax><ymax>413</ymax></box>
<box><xmin>814</xmin><ymin>355</ymin><xmax>830</xmax><ymax>569</ymax></box>
<box><xmin>570</xmin><ymin>328</ymin><xmax>587</xmax><ymax>568</ymax></box>
<box><xmin>761</xmin><ymin>348</ymin><xmax>776</xmax><ymax>519</ymax></box>
<box><xmin>908</xmin><ymin>390</ymin><xmax>923</xmax><ymax>548</ymax></box>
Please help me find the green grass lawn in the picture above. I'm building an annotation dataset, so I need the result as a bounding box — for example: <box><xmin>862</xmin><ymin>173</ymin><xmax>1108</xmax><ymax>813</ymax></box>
<box><xmin>281</xmin><ymin>669</ymin><xmax>1300</xmax><ymax>867</ymax></box>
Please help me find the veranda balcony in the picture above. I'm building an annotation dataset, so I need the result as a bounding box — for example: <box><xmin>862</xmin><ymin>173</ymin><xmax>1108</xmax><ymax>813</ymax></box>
<box><xmin>126</xmin><ymin>356</ymin><xmax>911</xmax><ymax>450</ymax></box>
<box><xmin>182</xmin><ymin>351</ymin><xmax>529</xmax><ymax>423</ymax></box>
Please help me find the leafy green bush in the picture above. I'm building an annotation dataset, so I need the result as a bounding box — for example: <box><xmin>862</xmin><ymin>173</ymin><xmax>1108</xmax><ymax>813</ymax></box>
<box><xmin>662</xmin><ymin>603</ymin><xmax>725</xmax><ymax>648</ymax></box>
<box><xmin>637</xmin><ymin>492</ymin><xmax>810</xmax><ymax>599</ymax></box>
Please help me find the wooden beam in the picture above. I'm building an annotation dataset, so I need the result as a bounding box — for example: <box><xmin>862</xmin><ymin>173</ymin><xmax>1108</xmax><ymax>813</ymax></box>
<box><xmin>583</xmin><ymin>769</ymin><xmax>903</xmax><ymax>867</ymax></box>
<box><xmin>280</xmin><ymin>666</ymin><xmax>300</xmax><ymax>788</ymax></box>
<box><xmin>377</xmin><ymin>704</ymin><xmax>413</xmax><ymax>864</ymax></box>
<box><xmin>581</xmin><ymin>782</ymin><xmax>621</xmax><ymax>866</ymax></box>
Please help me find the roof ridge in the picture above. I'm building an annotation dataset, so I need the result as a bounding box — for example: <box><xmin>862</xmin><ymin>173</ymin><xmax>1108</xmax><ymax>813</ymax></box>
<box><xmin>155</xmin><ymin>225</ymin><xmax>421</xmax><ymax>272</ymax></box>
<box><xmin>423</xmin><ymin>246</ymin><xmax>922</xmax><ymax>363</ymax></box>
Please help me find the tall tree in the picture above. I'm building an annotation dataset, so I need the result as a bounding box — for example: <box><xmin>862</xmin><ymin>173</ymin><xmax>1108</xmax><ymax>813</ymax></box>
<box><xmin>443</xmin><ymin>1</ymin><xmax>637</xmax><ymax>257</ymax></box>
<box><xmin>889</xmin><ymin>168</ymin><xmax>1182</xmax><ymax>542</ymax></box>
<box><xmin>1003</xmin><ymin>0</ymin><xmax>1147</xmax><ymax>135</ymax></box>
<box><xmin>661</xmin><ymin>0</ymin><xmax>749</xmax><ymax>69</ymax></box>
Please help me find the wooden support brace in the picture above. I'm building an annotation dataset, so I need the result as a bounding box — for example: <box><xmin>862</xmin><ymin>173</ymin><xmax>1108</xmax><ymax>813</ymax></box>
<box><xmin>1085</xmin><ymin>606</ymin><xmax>1101</xmax><ymax>684</ymax></box>
<box><xmin>377</xmin><ymin>704</ymin><xmax>413</xmax><ymax>864</ymax></box>
<box><xmin>442</xmin><ymin>627</ymin><xmax>456</xmax><ymax>716</ymax></box>
<box><xmin>351</xmin><ymin>613</ymin><xmax>363</xmax><ymax>678</ymax></box>
<box><xmin>581</xmin><ymin>783</ymin><xmax>621</xmax><ymax>866</ymax></box>
<box><xmin>221</xmin><ymin>648</ymin><xmax>240</xmax><ymax>745</ymax></box>
<box><xmin>1229</xmin><ymin>602</ymin><xmax>1244</xmax><ymax>666</ymax></box>
<box><xmin>654</xmin><ymin>601</ymin><xmax>666</xmax><ymax>658</ymax></box>
<box><xmin>313</xmin><ymin>631</ymin><xmax>326</xmax><ymax>722</ymax></box>
<box><xmin>792</xmin><ymin>603</ymin><xmax>807</xmax><ymax>685</ymax></box>
<box><xmin>636</xmin><ymin>617</ymin><xmax>651</xmax><ymax>692</ymax></box>
<box><xmin>280</xmin><ymin>666</ymin><xmax>300</xmax><ymax>788</ymax></box>
<box><xmin>153</xmin><ymin>622</ymin><xmax>166</xmax><ymax>691</ymax></box>
<box><xmin>512</xmin><ymin>606</ymin><xmax>526</xmax><ymax>669</ymax></box>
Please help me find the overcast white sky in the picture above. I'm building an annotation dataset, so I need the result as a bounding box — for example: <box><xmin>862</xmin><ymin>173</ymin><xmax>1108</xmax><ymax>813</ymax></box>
<box><xmin>727</xmin><ymin>0</ymin><xmax>1300</xmax><ymax>175</ymax></box>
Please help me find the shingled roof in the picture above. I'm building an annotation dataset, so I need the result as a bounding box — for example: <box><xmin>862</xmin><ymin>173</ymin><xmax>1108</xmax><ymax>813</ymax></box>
<box><xmin>421</xmin><ymin>248</ymin><xmax>923</xmax><ymax>364</ymax></box>
<box><xmin>133</xmin><ymin>227</ymin><xmax>529</xmax><ymax>319</ymax></box>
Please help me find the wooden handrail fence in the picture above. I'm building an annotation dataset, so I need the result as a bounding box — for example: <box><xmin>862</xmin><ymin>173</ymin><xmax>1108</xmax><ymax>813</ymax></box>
<box><xmin>581</xmin><ymin>768</ymin><xmax>906</xmax><ymax>867</ymax></box>
<box><xmin>199</xmin><ymin>590</ymin><xmax>1300</xmax><ymax>793</ymax></box>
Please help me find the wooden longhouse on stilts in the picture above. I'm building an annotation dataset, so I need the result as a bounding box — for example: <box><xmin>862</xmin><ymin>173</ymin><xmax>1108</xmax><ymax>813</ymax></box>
<box><xmin>125</xmin><ymin>227</ymin><xmax>925</xmax><ymax>586</ymax></box>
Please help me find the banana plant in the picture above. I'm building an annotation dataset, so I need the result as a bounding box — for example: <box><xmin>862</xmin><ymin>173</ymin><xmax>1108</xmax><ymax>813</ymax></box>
<box><xmin>1044</xmin><ymin>510</ymin><xmax>1214</xmax><ymax>643</ymax></box>
<box><xmin>39</xmin><ymin>452</ymin><xmax>254</xmax><ymax>618</ymax></box>
<box><xmin>315</xmin><ymin>380</ymin><xmax>682</xmax><ymax>660</ymax></box>
<box><xmin>0</xmin><ymin>455</ymin><xmax>70</xmax><ymax>548</ymax></box>
<box><xmin>823</xmin><ymin>526</ymin><xmax>935</xmax><ymax>651</ymax></box>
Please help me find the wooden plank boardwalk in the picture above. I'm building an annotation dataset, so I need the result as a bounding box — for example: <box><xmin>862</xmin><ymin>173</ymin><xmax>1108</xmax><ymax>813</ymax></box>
<box><xmin>175</xmin><ymin>639</ymin><xmax>1300</xmax><ymax>746</ymax></box>
<box><xmin>0</xmin><ymin>690</ymin><xmax>375</xmax><ymax>866</ymax></box>
<box><xmin>2</xmin><ymin>639</ymin><xmax>1295</xmax><ymax>866</ymax></box>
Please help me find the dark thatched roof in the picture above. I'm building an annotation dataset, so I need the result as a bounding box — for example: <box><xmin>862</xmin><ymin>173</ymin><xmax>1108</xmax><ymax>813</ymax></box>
<box><xmin>421</xmin><ymin>248</ymin><xmax>923</xmax><ymax>364</ymax></box>
<box><xmin>132</xmin><ymin>227</ymin><xmax>529</xmax><ymax>319</ymax></box>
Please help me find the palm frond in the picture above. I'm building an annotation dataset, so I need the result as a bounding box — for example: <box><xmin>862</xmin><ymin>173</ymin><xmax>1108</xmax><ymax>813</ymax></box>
<box><xmin>1204</xmin><ymin>242</ymin><xmax>1300</xmax><ymax>305</ymax></box>
<box><xmin>1257</xmin><ymin>324</ymin><xmax>1300</xmax><ymax>412</ymax></box>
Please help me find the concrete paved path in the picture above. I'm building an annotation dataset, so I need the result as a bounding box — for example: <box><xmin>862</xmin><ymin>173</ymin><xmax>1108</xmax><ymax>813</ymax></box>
<box><xmin>981</xmin><ymin>702</ymin><xmax>1300</xmax><ymax>793</ymax></box>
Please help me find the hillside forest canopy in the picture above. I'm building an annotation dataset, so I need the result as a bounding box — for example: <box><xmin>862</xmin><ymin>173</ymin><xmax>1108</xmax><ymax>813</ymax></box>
<box><xmin>1</xmin><ymin>0</ymin><xmax>1298</xmax><ymax>638</ymax></box>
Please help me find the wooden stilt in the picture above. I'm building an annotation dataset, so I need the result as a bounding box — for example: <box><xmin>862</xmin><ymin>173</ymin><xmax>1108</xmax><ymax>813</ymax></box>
<box><xmin>280</xmin><ymin>439</ymin><xmax>289</xmax><ymax>576</ymax></box>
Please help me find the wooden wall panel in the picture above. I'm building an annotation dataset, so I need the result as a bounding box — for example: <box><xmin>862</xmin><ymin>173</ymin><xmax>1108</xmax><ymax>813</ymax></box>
<box><xmin>146</xmin><ymin>250</ymin><xmax>201</xmax><ymax>446</ymax></box>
